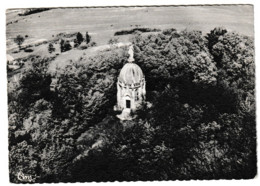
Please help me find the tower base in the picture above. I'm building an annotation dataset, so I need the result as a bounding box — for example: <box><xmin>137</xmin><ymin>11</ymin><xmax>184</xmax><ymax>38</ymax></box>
<box><xmin>116</xmin><ymin>109</ymin><xmax>135</xmax><ymax>120</ymax></box>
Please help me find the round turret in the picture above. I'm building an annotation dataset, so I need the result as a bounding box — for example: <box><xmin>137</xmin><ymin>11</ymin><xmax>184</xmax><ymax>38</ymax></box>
<box><xmin>118</xmin><ymin>63</ymin><xmax>144</xmax><ymax>86</ymax></box>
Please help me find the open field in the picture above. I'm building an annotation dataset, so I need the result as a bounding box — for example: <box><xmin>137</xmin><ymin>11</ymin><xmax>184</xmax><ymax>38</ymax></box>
<box><xmin>6</xmin><ymin>5</ymin><xmax>254</xmax><ymax>76</ymax></box>
<box><xmin>6</xmin><ymin>5</ymin><xmax>254</xmax><ymax>53</ymax></box>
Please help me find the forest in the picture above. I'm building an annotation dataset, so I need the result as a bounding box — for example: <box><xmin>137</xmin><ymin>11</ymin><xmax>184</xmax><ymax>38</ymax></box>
<box><xmin>8</xmin><ymin>27</ymin><xmax>256</xmax><ymax>182</ymax></box>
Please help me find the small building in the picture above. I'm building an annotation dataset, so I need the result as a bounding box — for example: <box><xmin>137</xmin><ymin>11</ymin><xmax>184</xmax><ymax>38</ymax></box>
<box><xmin>115</xmin><ymin>46</ymin><xmax>146</xmax><ymax>120</ymax></box>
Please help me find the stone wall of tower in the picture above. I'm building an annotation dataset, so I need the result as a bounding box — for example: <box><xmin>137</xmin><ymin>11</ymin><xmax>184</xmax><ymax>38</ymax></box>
<box><xmin>117</xmin><ymin>83</ymin><xmax>121</xmax><ymax>109</ymax></box>
<box><xmin>142</xmin><ymin>80</ymin><xmax>146</xmax><ymax>99</ymax></box>
<box><xmin>116</xmin><ymin>78</ymin><xmax>146</xmax><ymax>112</ymax></box>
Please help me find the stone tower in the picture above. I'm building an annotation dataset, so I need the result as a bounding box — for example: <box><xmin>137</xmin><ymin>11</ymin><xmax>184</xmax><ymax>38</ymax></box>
<box><xmin>114</xmin><ymin>45</ymin><xmax>146</xmax><ymax>120</ymax></box>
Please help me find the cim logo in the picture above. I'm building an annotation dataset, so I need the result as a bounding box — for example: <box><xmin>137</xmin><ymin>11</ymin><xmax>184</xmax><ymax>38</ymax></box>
<box><xmin>17</xmin><ymin>170</ymin><xmax>37</xmax><ymax>183</ymax></box>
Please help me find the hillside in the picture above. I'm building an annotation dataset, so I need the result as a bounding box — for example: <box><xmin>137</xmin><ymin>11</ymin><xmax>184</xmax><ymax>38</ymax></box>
<box><xmin>6</xmin><ymin>5</ymin><xmax>253</xmax><ymax>52</ymax></box>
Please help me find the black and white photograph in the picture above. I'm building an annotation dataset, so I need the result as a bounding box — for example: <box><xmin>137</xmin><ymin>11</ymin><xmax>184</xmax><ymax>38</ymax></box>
<box><xmin>4</xmin><ymin>2</ymin><xmax>257</xmax><ymax>184</ymax></box>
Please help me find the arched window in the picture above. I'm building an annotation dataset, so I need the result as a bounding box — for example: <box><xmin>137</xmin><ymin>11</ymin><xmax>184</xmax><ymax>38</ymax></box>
<box><xmin>135</xmin><ymin>89</ymin><xmax>139</xmax><ymax>101</ymax></box>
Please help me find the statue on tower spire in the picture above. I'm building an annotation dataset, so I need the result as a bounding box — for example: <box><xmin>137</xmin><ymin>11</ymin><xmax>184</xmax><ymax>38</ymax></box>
<box><xmin>128</xmin><ymin>45</ymin><xmax>134</xmax><ymax>63</ymax></box>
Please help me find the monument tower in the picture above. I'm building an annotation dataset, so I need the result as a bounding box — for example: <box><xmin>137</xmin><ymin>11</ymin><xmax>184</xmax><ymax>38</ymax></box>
<box><xmin>114</xmin><ymin>45</ymin><xmax>146</xmax><ymax>120</ymax></box>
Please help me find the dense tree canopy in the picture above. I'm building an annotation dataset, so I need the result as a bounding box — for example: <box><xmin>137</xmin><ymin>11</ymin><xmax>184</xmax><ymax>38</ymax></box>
<box><xmin>8</xmin><ymin>28</ymin><xmax>256</xmax><ymax>182</ymax></box>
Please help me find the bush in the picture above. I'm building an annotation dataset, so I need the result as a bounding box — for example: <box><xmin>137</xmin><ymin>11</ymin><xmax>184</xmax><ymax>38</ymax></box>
<box><xmin>86</xmin><ymin>32</ymin><xmax>91</xmax><ymax>44</ymax></box>
<box><xmin>76</xmin><ymin>32</ymin><xmax>83</xmax><ymax>45</ymax></box>
<box><xmin>114</xmin><ymin>28</ymin><xmax>161</xmax><ymax>36</ymax></box>
<box><xmin>24</xmin><ymin>48</ymin><xmax>33</xmax><ymax>53</ymax></box>
<box><xmin>108</xmin><ymin>37</ymin><xmax>119</xmax><ymax>45</ymax></box>
<box><xmin>205</xmin><ymin>27</ymin><xmax>227</xmax><ymax>61</ymax></box>
<box><xmin>48</xmin><ymin>43</ymin><xmax>55</xmax><ymax>54</ymax></box>
<box><xmin>60</xmin><ymin>39</ymin><xmax>72</xmax><ymax>52</ymax></box>
<box><xmin>14</xmin><ymin>35</ymin><xmax>25</xmax><ymax>50</ymax></box>
<box><xmin>89</xmin><ymin>41</ymin><xmax>97</xmax><ymax>47</ymax></box>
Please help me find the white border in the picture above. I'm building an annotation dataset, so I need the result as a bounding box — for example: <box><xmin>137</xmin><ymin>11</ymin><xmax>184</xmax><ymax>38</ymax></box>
<box><xmin>0</xmin><ymin>0</ymin><xmax>259</xmax><ymax>185</ymax></box>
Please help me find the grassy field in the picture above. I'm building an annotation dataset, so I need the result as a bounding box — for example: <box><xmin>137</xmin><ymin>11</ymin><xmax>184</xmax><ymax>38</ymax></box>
<box><xmin>6</xmin><ymin>5</ymin><xmax>254</xmax><ymax>76</ymax></box>
<box><xmin>6</xmin><ymin>5</ymin><xmax>254</xmax><ymax>52</ymax></box>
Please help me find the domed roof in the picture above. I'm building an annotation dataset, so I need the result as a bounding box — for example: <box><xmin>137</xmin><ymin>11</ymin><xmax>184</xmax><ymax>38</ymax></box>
<box><xmin>118</xmin><ymin>63</ymin><xmax>144</xmax><ymax>84</ymax></box>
